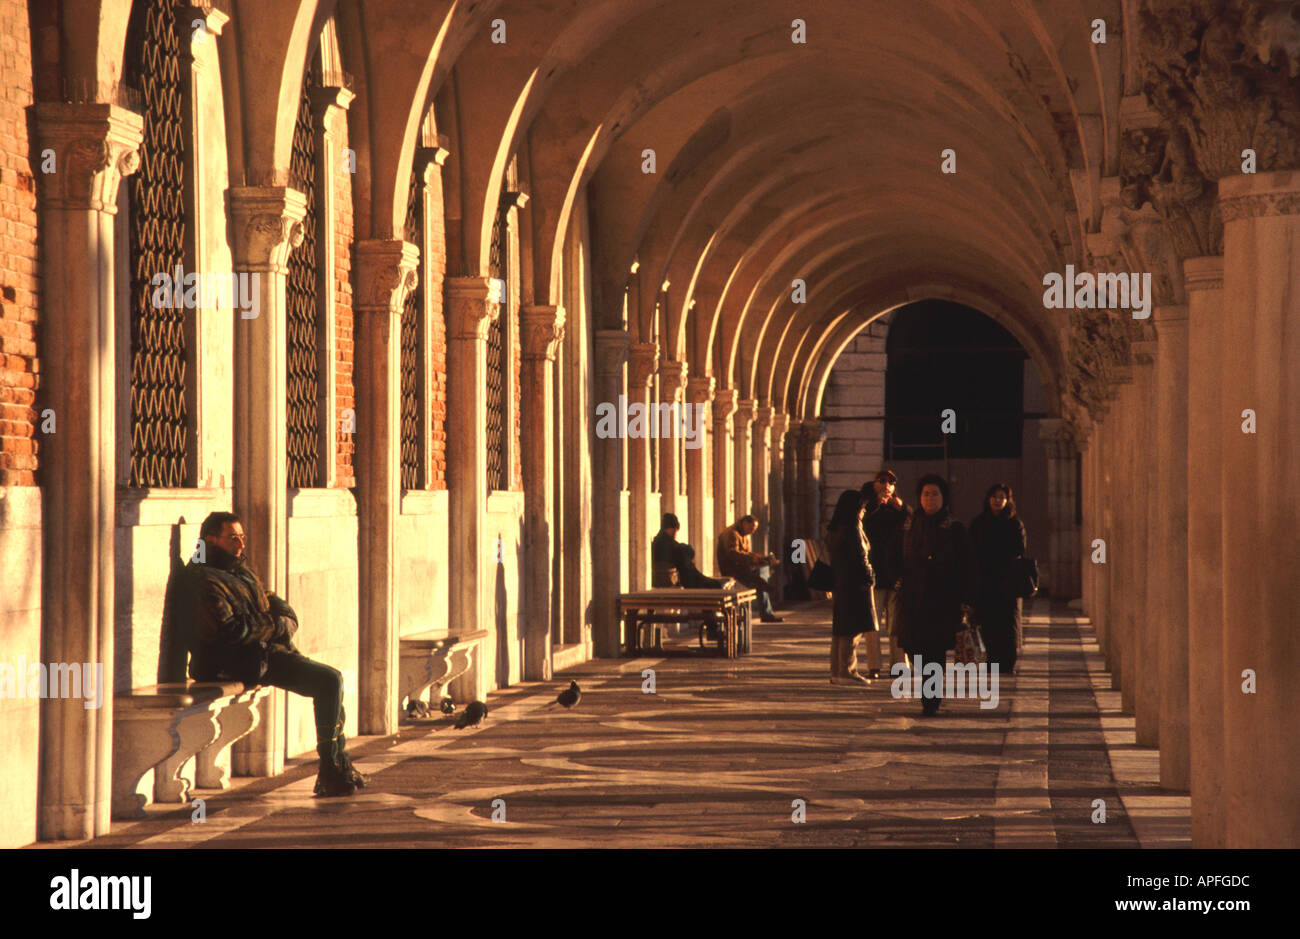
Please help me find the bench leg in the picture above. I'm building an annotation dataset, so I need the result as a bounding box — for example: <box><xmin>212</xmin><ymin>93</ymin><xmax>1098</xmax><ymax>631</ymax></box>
<box><xmin>197</xmin><ymin>687</ymin><xmax>270</xmax><ymax>789</ymax></box>
<box><xmin>112</xmin><ymin>712</ymin><xmax>181</xmax><ymax>819</ymax></box>
<box><xmin>154</xmin><ymin>703</ymin><xmax>222</xmax><ymax>804</ymax></box>
<box><xmin>233</xmin><ymin>689</ymin><xmax>285</xmax><ymax>778</ymax></box>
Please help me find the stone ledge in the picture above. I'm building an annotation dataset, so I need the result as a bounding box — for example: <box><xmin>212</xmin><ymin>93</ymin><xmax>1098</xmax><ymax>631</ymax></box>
<box><xmin>399</xmin><ymin>489</ymin><xmax>448</xmax><ymax>516</ymax></box>
<box><xmin>288</xmin><ymin>487</ymin><xmax>357</xmax><ymax>518</ymax></box>
<box><xmin>115</xmin><ymin>488</ymin><xmax>231</xmax><ymax>527</ymax></box>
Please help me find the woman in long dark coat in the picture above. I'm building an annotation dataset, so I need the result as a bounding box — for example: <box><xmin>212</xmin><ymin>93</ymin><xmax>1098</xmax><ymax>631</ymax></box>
<box><xmin>969</xmin><ymin>482</ymin><xmax>1027</xmax><ymax>673</ymax></box>
<box><xmin>826</xmin><ymin>489</ymin><xmax>877</xmax><ymax>685</ymax></box>
<box><xmin>888</xmin><ymin>474</ymin><xmax>972</xmax><ymax>714</ymax></box>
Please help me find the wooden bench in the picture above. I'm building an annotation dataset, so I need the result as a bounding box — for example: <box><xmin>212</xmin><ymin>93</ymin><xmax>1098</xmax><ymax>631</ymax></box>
<box><xmin>398</xmin><ymin>628</ymin><xmax>489</xmax><ymax>713</ymax></box>
<box><xmin>112</xmin><ymin>680</ymin><xmax>272</xmax><ymax>819</ymax></box>
<box><xmin>617</xmin><ymin>588</ymin><xmax>758</xmax><ymax>658</ymax></box>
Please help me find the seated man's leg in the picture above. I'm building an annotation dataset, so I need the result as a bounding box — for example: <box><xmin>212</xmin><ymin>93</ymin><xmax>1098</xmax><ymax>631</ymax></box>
<box><xmin>741</xmin><ymin>565</ymin><xmax>778</xmax><ymax>620</ymax></box>
<box><xmin>261</xmin><ymin>647</ymin><xmax>365</xmax><ymax>790</ymax></box>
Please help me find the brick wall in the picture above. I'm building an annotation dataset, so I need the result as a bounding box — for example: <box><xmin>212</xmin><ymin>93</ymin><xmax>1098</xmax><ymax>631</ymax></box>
<box><xmin>0</xmin><ymin>0</ymin><xmax>39</xmax><ymax>487</ymax></box>
<box><xmin>819</xmin><ymin>317</ymin><xmax>890</xmax><ymax>525</ymax></box>
<box><xmin>333</xmin><ymin>119</ymin><xmax>355</xmax><ymax>487</ymax></box>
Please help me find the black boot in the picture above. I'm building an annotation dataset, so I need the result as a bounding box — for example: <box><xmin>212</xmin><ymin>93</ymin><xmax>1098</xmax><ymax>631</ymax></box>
<box><xmin>314</xmin><ymin>758</ymin><xmax>357</xmax><ymax>797</ymax></box>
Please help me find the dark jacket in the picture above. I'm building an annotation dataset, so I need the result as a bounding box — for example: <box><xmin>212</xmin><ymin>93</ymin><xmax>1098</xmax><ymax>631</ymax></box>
<box><xmin>888</xmin><ymin>508</ymin><xmax>972</xmax><ymax>654</ymax></box>
<box><xmin>180</xmin><ymin>544</ymin><xmax>297</xmax><ymax>684</ymax></box>
<box><xmin>651</xmin><ymin>530</ymin><xmax>679</xmax><ymax>587</ymax></box>
<box><xmin>863</xmin><ymin>498</ymin><xmax>910</xmax><ymax>586</ymax></box>
<box><xmin>672</xmin><ymin>543</ymin><xmax>723</xmax><ymax>590</ymax></box>
<box><xmin>969</xmin><ymin>510</ymin><xmax>1027</xmax><ymax>653</ymax></box>
<box><xmin>826</xmin><ymin>522</ymin><xmax>876</xmax><ymax>637</ymax></box>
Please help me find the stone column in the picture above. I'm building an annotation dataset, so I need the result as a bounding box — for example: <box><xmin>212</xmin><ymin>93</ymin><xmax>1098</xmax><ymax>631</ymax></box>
<box><xmin>685</xmin><ymin>376</ymin><xmax>715</xmax><ymax>573</ymax></box>
<box><xmin>521</xmin><ymin>305</ymin><xmax>565</xmax><ymax>680</ymax></box>
<box><xmin>733</xmin><ymin>399</ymin><xmax>756</xmax><ymax>522</ymax></box>
<box><xmin>353</xmin><ymin>241</ymin><xmax>418</xmax><ymax>734</ymax></box>
<box><xmin>768</xmin><ymin>412</ymin><xmax>790</xmax><ymax>597</ymax></box>
<box><xmin>592</xmin><ymin>329</ymin><xmax>629</xmax><ymax>656</ymax></box>
<box><xmin>35</xmin><ymin>103</ymin><xmax>141</xmax><ymax>839</ymax></box>
<box><xmin>626</xmin><ymin>342</ymin><xmax>658</xmax><ymax>590</ymax></box>
<box><xmin>1151</xmin><ymin>303</ymin><xmax>1190</xmax><ymax>789</ymax></box>
<box><xmin>751</xmin><ymin>406</ymin><xmax>774</xmax><ymax>554</ymax></box>
<box><xmin>1217</xmin><ymin>172</ymin><xmax>1300</xmax><ymax>847</ymax></box>
<box><xmin>1105</xmin><ymin>373</ymin><xmax>1133</xmax><ymax>705</ymax></box>
<box><xmin>446</xmin><ymin>276</ymin><xmax>501</xmax><ymax>687</ymax></box>
<box><xmin>228</xmin><ymin>185</ymin><xmax>307</xmax><ymax>778</ymax></box>
<box><xmin>1183</xmin><ymin>255</ymin><xmax>1224</xmax><ymax>844</ymax></box>
<box><xmin>1038</xmin><ymin>418</ymin><xmax>1080</xmax><ymax>600</ymax></box>
<box><xmin>711</xmin><ymin>388</ymin><xmax>739</xmax><ymax>537</ymax></box>
<box><xmin>656</xmin><ymin>360</ymin><xmax>687</xmax><ymax>521</ymax></box>
<box><xmin>1128</xmin><ymin>347</ymin><xmax>1159</xmax><ymax>746</ymax></box>
<box><xmin>795</xmin><ymin>421</ymin><xmax>828</xmax><ymax>539</ymax></box>
<box><xmin>1078</xmin><ymin>430</ymin><xmax>1095</xmax><ymax>616</ymax></box>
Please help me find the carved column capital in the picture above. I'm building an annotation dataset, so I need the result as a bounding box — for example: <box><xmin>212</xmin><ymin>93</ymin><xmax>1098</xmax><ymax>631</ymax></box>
<box><xmin>712</xmin><ymin>388</ymin><xmax>739</xmax><ymax>423</ymax></box>
<box><xmin>521</xmin><ymin>305</ymin><xmax>566</xmax><ymax>362</ymax></box>
<box><xmin>753</xmin><ymin>405</ymin><xmax>774</xmax><ymax>429</ymax></box>
<box><xmin>446</xmin><ymin>276</ymin><xmax>503</xmax><ymax>341</ymax></box>
<box><xmin>34</xmin><ymin>102</ymin><xmax>143</xmax><ymax>213</ymax></box>
<box><xmin>229</xmin><ymin>186</ymin><xmax>308</xmax><ymax>274</ymax></box>
<box><xmin>657</xmin><ymin>360</ymin><xmax>688</xmax><ymax>399</ymax></box>
<box><xmin>685</xmin><ymin>375</ymin><xmax>715</xmax><ymax>405</ymax></box>
<box><xmin>353</xmin><ymin>240</ymin><xmax>419</xmax><ymax>315</ymax></box>
<box><xmin>627</xmin><ymin>341</ymin><xmax>659</xmax><ymax>388</ymax></box>
<box><xmin>734</xmin><ymin>398</ymin><xmax>758</xmax><ymax>426</ymax></box>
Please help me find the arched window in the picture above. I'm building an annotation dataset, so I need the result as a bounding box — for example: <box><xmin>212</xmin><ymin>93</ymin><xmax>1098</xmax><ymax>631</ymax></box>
<box><xmin>485</xmin><ymin>180</ymin><xmax>508</xmax><ymax>491</ymax></box>
<box><xmin>286</xmin><ymin>56</ymin><xmax>322</xmax><ymax>488</ymax></box>
<box><xmin>124</xmin><ymin>0</ymin><xmax>188</xmax><ymax>488</ymax></box>
<box><xmin>400</xmin><ymin>153</ymin><xmax>425</xmax><ymax>490</ymax></box>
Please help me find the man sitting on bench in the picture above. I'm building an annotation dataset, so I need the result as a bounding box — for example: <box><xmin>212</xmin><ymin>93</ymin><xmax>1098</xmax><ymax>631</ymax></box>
<box><xmin>180</xmin><ymin>511</ymin><xmax>367</xmax><ymax>797</ymax></box>
<box><xmin>718</xmin><ymin>515</ymin><xmax>782</xmax><ymax>623</ymax></box>
<box><xmin>650</xmin><ymin>513</ymin><xmax>733</xmax><ymax>640</ymax></box>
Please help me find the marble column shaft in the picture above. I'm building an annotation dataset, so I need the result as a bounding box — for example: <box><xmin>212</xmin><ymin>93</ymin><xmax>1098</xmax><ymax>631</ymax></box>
<box><xmin>685</xmin><ymin>376</ymin><xmax>715</xmax><ymax>574</ymax></box>
<box><xmin>353</xmin><ymin>240</ymin><xmax>419</xmax><ymax>733</ymax></box>
<box><xmin>712</xmin><ymin>388</ymin><xmax>739</xmax><ymax>537</ymax></box>
<box><xmin>521</xmin><ymin>305</ymin><xmax>565</xmax><ymax>680</ymax></box>
<box><xmin>1183</xmin><ymin>256</ymin><xmax>1225</xmax><ymax>846</ymax></box>
<box><xmin>35</xmin><ymin>103</ymin><xmax>141</xmax><ymax>839</ymax></box>
<box><xmin>626</xmin><ymin>342</ymin><xmax>658</xmax><ymax>591</ymax></box>
<box><xmin>592</xmin><ymin>330</ymin><xmax>629</xmax><ymax>655</ymax></box>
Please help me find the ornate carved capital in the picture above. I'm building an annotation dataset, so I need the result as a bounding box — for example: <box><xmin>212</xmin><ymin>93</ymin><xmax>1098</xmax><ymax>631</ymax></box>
<box><xmin>627</xmin><ymin>342</ymin><xmax>659</xmax><ymax>388</ymax></box>
<box><xmin>657</xmin><ymin>360</ymin><xmax>688</xmax><ymax>400</ymax></box>
<box><xmin>734</xmin><ymin>398</ymin><xmax>758</xmax><ymax>426</ymax></box>
<box><xmin>753</xmin><ymin>405</ymin><xmax>774</xmax><ymax>429</ymax></box>
<box><xmin>353</xmin><ymin>240</ymin><xmax>419</xmax><ymax>315</ymax></box>
<box><xmin>521</xmin><ymin>305</ymin><xmax>566</xmax><ymax>362</ymax></box>
<box><xmin>712</xmin><ymin>388</ymin><xmax>739</xmax><ymax>424</ymax></box>
<box><xmin>446</xmin><ymin>276</ymin><xmax>502</xmax><ymax>341</ymax></box>
<box><xmin>229</xmin><ymin>186</ymin><xmax>307</xmax><ymax>274</ymax></box>
<box><xmin>1139</xmin><ymin>1</ymin><xmax>1300</xmax><ymax>179</ymax></box>
<box><xmin>685</xmin><ymin>375</ymin><xmax>715</xmax><ymax>405</ymax></box>
<box><xmin>34</xmin><ymin>103</ymin><xmax>142</xmax><ymax>213</ymax></box>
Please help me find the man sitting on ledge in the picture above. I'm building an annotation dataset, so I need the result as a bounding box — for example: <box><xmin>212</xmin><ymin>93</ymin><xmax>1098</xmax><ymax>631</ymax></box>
<box><xmin>180</xmin><ymin>511</ymin><xmax>367</xmax><ymax>797</ymax></box>
<box><xmin>718</xmin><ymin>515</ymin><xmax>783</xmax><ymax>623</ymax></box>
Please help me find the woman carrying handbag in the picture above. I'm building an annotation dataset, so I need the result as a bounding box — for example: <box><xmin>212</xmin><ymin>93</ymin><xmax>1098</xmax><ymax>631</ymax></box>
<box><xmin>968</xmin><ymin>482</ymin><xmax>1029</xmax><ymax>674</ymax></box>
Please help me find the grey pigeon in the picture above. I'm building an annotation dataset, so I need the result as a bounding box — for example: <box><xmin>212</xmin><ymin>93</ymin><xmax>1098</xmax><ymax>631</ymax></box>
<box><xmin>439</xmin><ymin>697</ymin><xmax>455</xmax><ymax>715</ymax></box>
<box><xmin>556</xmin><ymin>680</ymin><xmax>581</xmax><ymax>709</ymax></box>
<box><xmin>455</xmin><ymin>700</ymin><xmax>488</xmax><ymax>729</ymax></box>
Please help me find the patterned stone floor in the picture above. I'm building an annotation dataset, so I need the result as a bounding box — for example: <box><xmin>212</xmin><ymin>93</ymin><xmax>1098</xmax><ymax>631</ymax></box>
<box><xmin>45</xmin><ymin>599</ymin><xmax>1191</xmax><ymax>849</ymax></box>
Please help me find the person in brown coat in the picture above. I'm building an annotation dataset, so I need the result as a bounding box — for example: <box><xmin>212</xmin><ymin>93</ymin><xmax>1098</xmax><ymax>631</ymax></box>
<box><xmin>717</xmin><ymin>515</ymin><xmax>782</xmax><ymax>622</ymax></box>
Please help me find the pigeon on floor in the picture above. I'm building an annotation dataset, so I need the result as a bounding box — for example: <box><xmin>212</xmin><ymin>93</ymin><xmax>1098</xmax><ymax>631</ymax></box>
<box><xmin>455</xmin><ymin>700</ymin><xmax>488</xmax><ymax>729</ymax></box>
<box><xmin>556</xmin><ymin>680</ymin><xmax>582</xmax><ymax>709</ymax></box>
<box><xmin>439</xmin><ymin>697</ymin><xmax>456</xmax><ymax>715</ymax></box>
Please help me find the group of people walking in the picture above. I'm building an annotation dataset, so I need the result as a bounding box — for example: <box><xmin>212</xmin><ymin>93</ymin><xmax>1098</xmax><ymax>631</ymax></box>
<box><xmin>826</xmin><ymin>469</ymin><xmax>1028</xmax><ymax>715</ymax></box>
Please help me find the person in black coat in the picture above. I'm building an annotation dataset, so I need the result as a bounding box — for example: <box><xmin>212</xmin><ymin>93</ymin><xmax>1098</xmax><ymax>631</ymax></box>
<box><xmin>862</xmin><ymin>469</ymin><xmax>911</xmax><ymax>672</ymax></box>
<box><xmin>969</xmin><ymin>482</ymin><xmax>1027</xmax><ymax>673</ymax></box>
<box><xmin>826</xmin><ymin>489</ymin><xmax>877</xmax><ymax>686</ymax></box>
<box><xmin>888</xmin><ymin>474</ymin><xmax>973</xmax><ymax>715</ymax></box>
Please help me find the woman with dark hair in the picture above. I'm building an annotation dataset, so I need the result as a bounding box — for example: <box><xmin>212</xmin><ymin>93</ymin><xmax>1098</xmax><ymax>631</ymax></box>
<box><xmin>862</xmin><ymin>468</ymin><xmax>911</xmax><ymax>673</ymax></box>
<box><xmin>826</xmin><ymin>488</ymin><xmax>877</xmax><ymax>685</ymax></box>
<box><xmin>888</xmin><ymin>474</ymin><xmax>973</xmax><ymax>714</ymax></box>
<box><xmin>969</xmin><ymin>482</ymin><xmax>1027</xmax><ymax>673</ymax></box>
